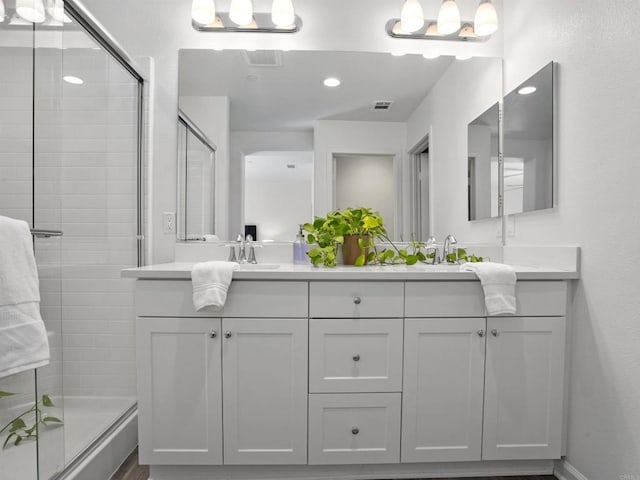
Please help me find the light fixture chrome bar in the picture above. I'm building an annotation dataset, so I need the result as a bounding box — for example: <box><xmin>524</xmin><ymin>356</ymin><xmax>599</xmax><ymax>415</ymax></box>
<box><xmin>385</xmin><ymin>18</ymin><xmax>489</xmax><ymax>42</ymax></box>
<box><xmin>193</xmin><ymin>12</ymin><xmax>302</xmax><ymax>33</ymax></box>
<box><xmin>31</xmin><ymin>229</ymin><xmax>64</xmax><ymax>238</ymax></box>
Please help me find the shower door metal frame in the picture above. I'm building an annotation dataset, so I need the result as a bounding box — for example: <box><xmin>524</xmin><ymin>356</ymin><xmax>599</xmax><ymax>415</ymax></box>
<box><xmin>63</xmin><ymin>0</ymin><xmax>147</xmax><ymax>267</ymax></box>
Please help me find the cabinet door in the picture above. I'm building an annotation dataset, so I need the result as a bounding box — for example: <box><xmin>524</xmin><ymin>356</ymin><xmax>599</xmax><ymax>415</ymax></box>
<box><xmin>136</xmin><ymin>317</ymin><xmax>222</xmax><ymax>465</ymax></box>
<box><xmin>401</xmin><ymin>318</ymin><xmax>486</xmax><ymax>462</ymax></box>
<box><xmin>222</xmin><ymin>318</ymin><xmax>308</xmax><ymax>464</ymax></box>
<box><xmin>483</xmin><ymin>316</ymin><xmax>566</xmax><ymax>460</ymax></box>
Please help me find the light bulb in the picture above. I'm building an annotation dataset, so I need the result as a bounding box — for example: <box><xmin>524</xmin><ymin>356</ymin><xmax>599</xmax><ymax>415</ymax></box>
<box><xmin>46</xmin><ymin>0</ymin><xmax>64</xmax><ymax>23</ymax></box>
<box><xmin>474</xmin><ymin>0</ymin><xmax>498</xmax><ymax>36</ymax></box>
<box><xmin>400</xmin><ymin>0</ymin><xmax>424</xmax><ymax>33</ymax></box>
<box><xmin>16</xmin><ymin>0</ymin><xmax>46</xmax><ymax>23</ymax></box>
<box><xmin>192</xmin><ymin>0</ymin><xmax>216</xmax><ymax>25</ymax></box>
<box><xmin>272</xmin><ymin>0</ymin><xmax>294</xmax><ymax>27</ymax></box>
<box><xmin>229</xmin><ymin>0</ymin><xmax>253</xmax><ymax>26</ymax></box>
<box><xmin>437</xmin><ymin>0</ymin><xmax>460</xmax><ymax>35</ymax></box>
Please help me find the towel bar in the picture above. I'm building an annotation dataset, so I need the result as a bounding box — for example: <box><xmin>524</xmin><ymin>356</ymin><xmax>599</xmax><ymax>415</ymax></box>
<box><xmin>30</xmin><ymin>229</ymin><xmax>64</xmax><ymax>238</ymax></box>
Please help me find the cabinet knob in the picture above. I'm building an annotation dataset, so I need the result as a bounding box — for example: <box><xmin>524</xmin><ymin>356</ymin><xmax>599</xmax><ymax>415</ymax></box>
<box><xmin>351</xmin><ymin>426</ymin><xmax>359</xmax><ymax>435</ymax></box>
<box><xmin>353</xmin><ymin>297</ymin><xmax>362</xmax><ymax>305</ymax></box>
<box><xmin>477</xmin><ymin>330</ymin><xmax>485</xmax><ymax>338</ymax></box>
<box><xmin>352</xmin><ymin>353</ymin><xmax>361</xmax><ymax>362</ymax></box>
<box><xmin>209</xmin><ymin>330</ymin><xmax>217</xmax><ymax>339</ymax></box>
<box><xmin>224</xmin><ymin>331</ymin><xmax>232</xmax><ymax>338</ymax></box>
<box><xmin>491</xmin><ymin>329</ymin><xmax>500</xmax><ymax>337</ymax></box>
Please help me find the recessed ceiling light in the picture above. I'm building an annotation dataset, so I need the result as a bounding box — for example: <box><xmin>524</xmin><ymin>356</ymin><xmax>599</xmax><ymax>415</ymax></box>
<box><xmin>63</xmin><ymin>75</ymin><xmax>84</xmax><ymax>85</ymax></box>
<box><xmin>391</xmin><ymin>52</ymin><xmax>406</xmax><ymax>57</ymax></box>
<box><xmin>323</xmin><ymin>77</ymin><xmax>341</xmax><ymax>88</ymax></box>
<box><xmin>455</xmin><ymin>54</ymin><xmax>472</xmax><ymax>60</ymax></box>
<box><xmin>518</xmin><ymin>86</ymin><xmax>537</xmax><ymax>95</ymax></box>
<box><xmin>423</xmin><ymin>52</ymin><xmax>440</xmax><ymax>59</ymax></box>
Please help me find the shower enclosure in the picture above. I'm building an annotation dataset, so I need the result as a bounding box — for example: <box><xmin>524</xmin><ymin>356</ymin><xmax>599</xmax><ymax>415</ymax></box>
<box><xmin>0</xmin><ymin>1</ymin><xmax>144</xmax><ymax>478</ymax></box>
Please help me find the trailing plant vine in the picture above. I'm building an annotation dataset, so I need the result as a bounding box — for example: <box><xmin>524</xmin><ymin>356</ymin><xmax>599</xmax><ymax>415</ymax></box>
<box><xmin>0</xmin><ymin>391</ymin><xmax>62</xmax><ymax>449</ymax></box>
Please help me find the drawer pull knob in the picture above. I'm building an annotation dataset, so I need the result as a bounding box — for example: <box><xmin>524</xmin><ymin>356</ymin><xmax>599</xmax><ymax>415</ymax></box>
<box><xmin>224</xmin><ymin>331</ymin><xmax>232</xmax><ymax>338</ymax></box>
<box><xmin>353</xmin><ymin>297</ymin><xmax>362</xmax><ymax>305</ymax></box>
<box><xmin>209</xmin><ymin>330</ymin><xmax>217</xmax><ymax>339</ymax></box>
<box><xmin>351</xmin><ymin>426</ymin><xmax>359</xmax><ymax>435</ymax></box>
<box><xmin>477</xmin><ymin>330</ymin><xmax>485</xmax><ymax>338</ymax></box>
<box><xmin>352</xmin><ymin>353</ymin><xmax>361</xmax><ymax>362</ymax></box>
<box><xmin>491</xmin><ymin>329</ymin><xmax>500</xmax><ymax>337</ymax></box>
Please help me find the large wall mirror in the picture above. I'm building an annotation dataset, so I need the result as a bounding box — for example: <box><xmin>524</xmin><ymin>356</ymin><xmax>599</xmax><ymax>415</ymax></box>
<box><xmin>178</xmin><ymin>49</ymin><xmax>502</xmax><ymax>242</ymax></box>
<box><xmin>503</xmin><ymin>61</ymin><xmax>555</xmax><ymax>215</ymax></box>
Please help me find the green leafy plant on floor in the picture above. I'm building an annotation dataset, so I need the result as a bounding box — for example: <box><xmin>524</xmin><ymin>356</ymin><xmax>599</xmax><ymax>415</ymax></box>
<box><xmin>303</xmin><ymin>207</ymin><xmax>484</xmax><ymax>267</ymax></box>
<box><xmin>0</xmin><ymin>391</ymin><xmax>62</xmax><ymax>449</ymax></box>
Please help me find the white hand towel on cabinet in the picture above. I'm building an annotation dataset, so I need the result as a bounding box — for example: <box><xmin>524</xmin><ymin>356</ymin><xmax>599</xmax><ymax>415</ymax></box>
<box><xmin>460</xmin><ymin>262</ymin><xmax>517</xmax><ymax>316</ymax></box>
<box><xmin>191</xmin><ymin>261</ymin><xmax>239</xmax><ymax>311</ymax></box>
<box><xmin>0</xmin><ymin>216</ymin><xmax>50</xmax><ymax>378</ymax></box>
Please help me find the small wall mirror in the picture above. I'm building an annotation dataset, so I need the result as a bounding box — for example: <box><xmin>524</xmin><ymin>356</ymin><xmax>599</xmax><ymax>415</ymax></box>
<box><xmin>468</xmin><ymin>102</ymin><xmax>500</xmax><ymax>221</ymax></box>
<box><xmin>503</xmin><ymin>61</ymin><xmax>555</xmax><ymax>215</ymax></box>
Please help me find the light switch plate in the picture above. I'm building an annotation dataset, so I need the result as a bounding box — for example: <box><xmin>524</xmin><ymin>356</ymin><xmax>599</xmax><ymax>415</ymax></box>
<box><xmin>163</xmin><ymin>212</ymin><xmax>176</xmax><ymax>234</ymax></box>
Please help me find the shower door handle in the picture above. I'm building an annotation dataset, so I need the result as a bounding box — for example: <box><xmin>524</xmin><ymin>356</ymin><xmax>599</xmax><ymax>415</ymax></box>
<box><xmin>31</xmin><ymin>229</ymin><xmax>64</xmax><ymax>238</ymax></box>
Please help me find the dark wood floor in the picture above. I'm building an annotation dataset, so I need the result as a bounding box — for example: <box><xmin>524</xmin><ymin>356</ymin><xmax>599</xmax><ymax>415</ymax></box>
<box><xmin>110</xmin><ymin>449</ymin><xmax>556</xmax><ymax>480</ymax></box>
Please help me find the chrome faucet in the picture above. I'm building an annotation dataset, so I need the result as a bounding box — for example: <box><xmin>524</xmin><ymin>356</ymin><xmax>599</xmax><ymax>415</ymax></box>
<box><xmin>245</xmin><ymin>234</ymin><xmax>258</xmax><ymax>264</ymax></box>
<box><xmin>442</xmin><ymin>234</ymin><xmax>458</xmax><ymax>264</ymax></box>
<box><xmin>425</xmin><ymin>236</ymin><xmax>440</xmax><ymax>264</ymax></box>
<box><xmin>236</xmin><ymin>233</ymin><xmax>247</xmax><ymax>263</ymax></box>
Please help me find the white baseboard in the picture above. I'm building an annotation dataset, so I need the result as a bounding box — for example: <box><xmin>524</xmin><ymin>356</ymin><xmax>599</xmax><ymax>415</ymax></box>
<box><xmin>554</xmin><ymin>459</ymin><xmax>590</xmax><ymax>480</ymax></box>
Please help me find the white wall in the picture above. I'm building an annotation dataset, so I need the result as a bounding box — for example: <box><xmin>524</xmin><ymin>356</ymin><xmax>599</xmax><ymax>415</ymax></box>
<box><xmin>406</xmin><ymin>58</ymin><xmax>503</xmax><ymax>244</ymax></box>
<box><xmin>314</xmin><ymin>120</ymin><xmax>406</xmax><ymax>239</ymax></box>
<box><xmin>335</xmin><ymin>155</ymin><xmax>395</xmax><ymax>239</ymax></box>
<box><xmin>230</xmin><ymin>130</ymin><xmax>313</xmax><ymax>239</ymax></box>
<box><xmin>179</xmin><ymin>96</ymin><xmax>230</xmax><ymax>240</ymax></box>
<box><xmin>502</xmin><ymin>1</ymin><xmax>640</xmax><ymax>479</ymax></box>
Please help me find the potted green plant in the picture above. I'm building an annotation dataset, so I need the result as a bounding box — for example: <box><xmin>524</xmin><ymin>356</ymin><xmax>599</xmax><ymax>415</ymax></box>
<box><xmin>303</xmin><ymin>207</ymin><xmax>485</xmax><ymax>268</ymax></box>
<box><xmin>303</xmin><ymin>207</ymin><xmax>387</xmax><ymax>267</ymax></box>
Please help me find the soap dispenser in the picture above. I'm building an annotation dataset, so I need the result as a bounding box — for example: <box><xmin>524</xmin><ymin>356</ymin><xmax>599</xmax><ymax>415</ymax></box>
<box><xmin>293</xmin><ymin>225</ymin><xmax>307</xmax><ymax>264</ymax></box>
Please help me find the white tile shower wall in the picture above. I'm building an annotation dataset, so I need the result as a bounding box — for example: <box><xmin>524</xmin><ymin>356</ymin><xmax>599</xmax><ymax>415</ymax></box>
<box><xmin>31</xmin><ymin>47</ymin><xmax>139</xmax><ymax>399</ymax></box>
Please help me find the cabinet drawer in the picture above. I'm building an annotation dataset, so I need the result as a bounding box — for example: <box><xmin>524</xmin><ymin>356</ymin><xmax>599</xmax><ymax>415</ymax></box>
<box><xmin>308</xmin><ymin>393</ymin><xmax>401</xmax><ymax>465</ymax></box>
<box><xmin>309</xmin><ymin>282</ymin><xmax>403</xmax><ymax>318</ymax></box>
<box><xmin>405</xmin><ymin>281</ymin><xmax>568</xmax><ymax>317</ymax></box>
<box><xmin>136</xmin><ymin>280</ymin><xmax>308</xmax><ymax>318</ymax></box>
<box><xmin>405</xmin><ymin>282</ymin><xmax>485</xmax><ymax>317</ymax></box>
<box><xmin>309</xmin><ymin>318</ymin><xmax>403</xmax><ymax>393</ymax></box>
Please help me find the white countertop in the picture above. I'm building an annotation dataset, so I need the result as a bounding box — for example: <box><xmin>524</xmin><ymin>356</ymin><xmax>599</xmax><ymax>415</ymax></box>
<box><xmin>122</xmin><ymin>262</ymin><xmax>580</xmax><ymax>281</ymax></box>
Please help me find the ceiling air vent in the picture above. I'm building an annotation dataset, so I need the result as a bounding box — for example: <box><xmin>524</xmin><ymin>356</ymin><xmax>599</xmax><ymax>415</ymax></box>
<box><xmin>242</xmin><ymin>50</ymin><xmax>283</xmax><ymax>67</ymax></box>
<box><xmin>372</xmin><ymin>101</ymin><xmax>394</xmax><ymax>111</ymax></box>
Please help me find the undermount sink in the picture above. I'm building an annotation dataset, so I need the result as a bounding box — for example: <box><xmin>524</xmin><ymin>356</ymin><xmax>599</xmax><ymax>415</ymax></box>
<box><xmin>236</xmin><ymin>263</ymin><xmax>281</xmax><ymax>270</ymax></box>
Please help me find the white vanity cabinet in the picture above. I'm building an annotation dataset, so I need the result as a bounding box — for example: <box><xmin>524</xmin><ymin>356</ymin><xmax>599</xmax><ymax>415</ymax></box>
<box><xmin>482</xmin><ymin>316</ymin><xmax>567</xmax><ymax>460</ymax></box>
<box><xmin>136</xmin><ymin>316</ymin><xmax>223</xmax><ymax>465</ymax></box>
<box><xmin>135</xmin><ymin>280</ymin><xmax>308</xmax><ymax>466</ymax></box>
<box><xmin>126</xmin><ymin>269</ymin><xmax>575</xmax><ymax>478</ymax></box>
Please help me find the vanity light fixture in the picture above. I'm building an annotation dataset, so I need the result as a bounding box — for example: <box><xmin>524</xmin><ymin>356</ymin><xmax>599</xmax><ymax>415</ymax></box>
<box><xmin>229</xmin><ymin>0</ymin><xmax>252</xmax><ymax>26</ymax></box>
<box><xmin>437</xmin><ymin>0</ymin><xmax>460</xmax><ymax>35</ymax></box>
<box><xmin>323</xmin><ymin>77</ymin><xmax>341</xmax><ymax>88</ymax></box>
<box><xmin>192</xmin><ymin>0</ymin><xmax>216</xmax><ymax>25</ymax></box>
<box><xmin>194</xmin><ymin>0</ymin><xmax>301</xmax><ymax>33</ymax></box>
<box><xmin>16</xmin><ymin>0</ymin><xmax>46</xmax><ymax>23</ymax></box>
<box><xmin>518</xmin><ymin>86</ymin><xmax>537</xmax><ymax>95</ymax></box>
<box><xmin>386</xmin><ymin>0</ymin><xmax>498</xmax><ymax>42</ymax></box>
<box><xmin>474</xmin><ymin>0</ymin><xmax>498</xmax><ymax>36</ymax></box>
<box><xmin>401</xmin><ymin>0</ymin><xmax>424</xmax><ymax>33</ymax></box>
